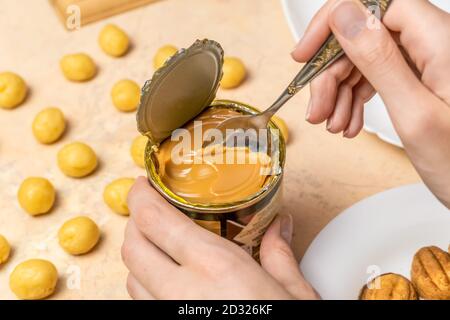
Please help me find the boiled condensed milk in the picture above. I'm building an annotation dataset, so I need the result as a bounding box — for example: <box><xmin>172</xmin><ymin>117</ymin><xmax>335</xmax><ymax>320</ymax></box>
<box><xmin>137</xmin><ymin>40</ymin><xmax>286</xmax><ymax>259</ymax></box>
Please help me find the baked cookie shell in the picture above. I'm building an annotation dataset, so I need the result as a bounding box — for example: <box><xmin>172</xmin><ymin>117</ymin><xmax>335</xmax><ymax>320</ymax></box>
<box><xmin>359</xmin><ymin>273</ymin><xmax>418</xmax><ymax>300</ymax></box>
<box><xmin>411</xmin><ymin>246</ymin><xmax>450</xmax><ymax>300</ymax></box>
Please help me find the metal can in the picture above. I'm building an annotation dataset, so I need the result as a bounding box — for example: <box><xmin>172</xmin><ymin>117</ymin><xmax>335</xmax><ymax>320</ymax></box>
<box><xmin>137</xmin><ymin>39</ymin><xmax>286</xmax><ymax>259</ymax></box>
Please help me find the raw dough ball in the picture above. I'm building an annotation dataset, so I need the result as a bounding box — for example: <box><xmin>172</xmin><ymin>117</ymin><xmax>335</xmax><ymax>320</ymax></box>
<box><xmin>153</xmin><ymin>45</ymin><xmax>178</xmax><ymax>70</ymax></box>
<box><xmin>103</xmin><ymin>178</ymin><xmax>135</xmax><ymax>216</ymax></box>
<box><xmin>57</xmin><ymin>142</ymin><xmax>98</xmax><ymax>178</ymax></box>
<box><xmin>271</xmin><ymin>116</ymin><xmax>289</xmax><ymax>143</ymax></box>
<box><xmin>58</xmin><ymin>216</ymin><xmax>100</xmax><ymax>255</ymax></box>
<box><xmin>111</xmin><ymin>79</ymin><xmax>140</xmax><ymax>112</ymax></box>
<box><xmin>60</xmin><ymin>53</ymin><xmax>97</xmax><ymax>82</ymax></box>
<box><xmin>9</xmin><ymin>259</ymin><xmax>58</xmax><ymax>300</ymax></box>
<box><xmin>130</xmin><ymin>135</ymin><xmax>148</xmax><ymax>168</ymax></box>
<box><xmin>98</xmin><ymin>24</ymin><xmax>130</xmax><ymax>57</ymax></box>
<box><xmin>411</xmin><ymin>246</ymin><xmax>450</xmax><ymax>300</ymax></box>
<box><xmin>359</xmin><ymin>273</ymin><xmax>418</xmax><ymax>300</ymax></box>
<box><xmin>0</xmin><ymin>71</ymin><xmax>27</xmax><ymax>109</ymax></box>
<box><xmin>18</xmin><ymin>177</ymin><xmax>55</xmax><ymax>216</ymax></box>
<box><xmin>0</xmin><ymin>235</ymin><xmax>11</xmax><ymax>265</ymax></box>
<box><xmin>32</xmin><ymin>107</ymin><xmax>66</xmax><ymax>144</ymax></box>
<box><xmin>220</xmin><ymin>57</ymin><xmax>246</xmax><ymax>89</ymax></box>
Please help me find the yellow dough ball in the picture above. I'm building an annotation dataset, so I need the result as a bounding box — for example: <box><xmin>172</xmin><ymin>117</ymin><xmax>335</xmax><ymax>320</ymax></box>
<box><xmin>103</xmin><ymin>178</ymin><xmax>135</xmax><ymax>215</ymax></box>
<box><xmin>153</xmin><ymin>45</ymin><xmax>178</xmax><ymax>70</ymax></box>
<box><xmin>57</xmin><ymin>142</ymin><xmax>98</xmax><ymax>178</ymax></box>
<box><xmin>58</xmin><ymin>216</ymin><xmax>100</xmax><ymax>255</ymax></box>
<box><xmin>220</xmin><ymin>57</ymin><xmax>246</xmax><ymax>89</ymax></box>
<box><xmin>32</xmin><ymin>107</ymin><xmax>66</xmax><ymax>144</ymax></box>
<box><xmin>0</xmin><ymin>235</ymin><xmax>11</xmax><ymax>265</ymax></box>
<box><xmin>9</xmin><ymin>259</ymin><xmax>58</xmax><ymax>300</ymax></box>
<box><xmin>130</xmin><ymin>135</ymin><xmax>148</xmax><ymax>168</ymax></box>
<box><xmin>111</xmin><ymin>79</ymin><xmax>140</xmax><ymax>112</ymax></box>
<box><xmin>271</xmin><ymin>116</ymin><xmax>289</xmax><ymax>143</ymax></box>
<box><xmin>99</xmin><ymin>24</ymin><xmax>130</xmax><ymax>57</ymax></box>
<box><xmin>18</xmin><ymin>177</ymin><xmax>55</xmax><ymax>216</ymax></box>
<box><xmin>60</xmin><ymin>53</ymin><xmax>97</xmax><ymax>82</ymax></box>
<box><xmin>0</xmin><ymin>71</ymin><xmax>27</xmax><ymax>109</ymax></box>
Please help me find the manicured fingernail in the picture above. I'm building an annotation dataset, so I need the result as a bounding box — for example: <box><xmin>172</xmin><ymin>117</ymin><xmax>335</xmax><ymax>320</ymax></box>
<box><xmin>306</xmin><ymin>99</ymin><xmax>312</xmax><ymax>120</ymax></box>
<box><xmin>291</xmin><ymin>39</ymin><xmax>303</xmax><ymax>55</ymax></box>
<box><xmin>343</xmin><ymin>129</ymin><xmax>350</xmax><ymax>137</ymax></box>
<box><xmin>326</xmin><ymin>118</ymin><xmax>333</xmax><ymax>130</ymax></box>
<box><xmin>331</xmin><ymin>1</ymin><xmax>367</xmax><ymax>39</ymax></box>
<box><xmin>280</xmin><ymin>214</ymin><xmax>293</xmax><ymax>244</ymax></box>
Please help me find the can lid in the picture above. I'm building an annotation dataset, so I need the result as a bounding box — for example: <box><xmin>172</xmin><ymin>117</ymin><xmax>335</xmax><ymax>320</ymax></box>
<box><xmin>137</xmin><ymin>39</ymin><xmax>224</xmax><ymax>144</ymax></box>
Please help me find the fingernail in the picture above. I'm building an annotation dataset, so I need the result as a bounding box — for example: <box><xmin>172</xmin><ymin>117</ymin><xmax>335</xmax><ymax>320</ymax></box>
<box><xmin>291</xmin><ymin>39</ymin><xmax>303</xmax><ymax>55</ymax></box>
<box><xmin>326</xmin><ymin>118</ymin><xmax>333</xmax><ymax>130</ymax></box>
<box><xmin>343</xmin><ymin>128</ymin><xmax>350</xmax><ymax>138</ymax></box>
<box><xmin>306</xmin><ymin>99</ymin><xmax>312</xmax><ymax>121</ymax></box>
<box><xmin>280</xmin><ymin>214</ymin><xmax>293</xmax><ymax>244</ymax></box>
<box><xmin>331</xmin><ymin>1</ymin><xmax>367</xmax><ymax>39</ymax></box>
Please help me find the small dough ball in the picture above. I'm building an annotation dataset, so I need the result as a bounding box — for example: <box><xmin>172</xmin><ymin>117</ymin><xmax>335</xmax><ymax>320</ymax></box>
<box><xmin>221</xmin><ymin>57</ymin><xmax>246</xmax><ymax>89</ymax></box>
<box><xmin>411</xmin><ymin>246</ymin><xmax>450</xmax><ymax>300</ymax></box>
<box><xmin>58</xmin><ymin>216</ymin><xmax>100</xmax><ymax>255</ymax></box>
<box><xmin>271</xmin><ymin>116</ymin><xmax>289</xmax><ymax>143</ymax></box>
<box><xmin>57</xmin><ymin>142</ymin><xmax>98</xmax><ymax>178</ymax></box>
<box><xmin>153</xmin><ymin>45</ymin><xmax>178</xmax><ymax>70</ymax></box>
<box><xmin>32</xmin><ymin>107</ymin><xmax>66</xmax><ymax>144</ymax></box>
<box><xmin>111</xmin><ymin>79</ymin><xmax>140</xmax><ymax>112</ymax></box>
<box><xmin>60</xmin><ymin>53</ymin><xmax>97</xmax><ymax>82</ymax></box>
<box><xmin>130</xmin><ymin>135</ymin><xmax>148</xmax><ymax>168</ymax></box>
<box><xmin>103</xmin><ymin>178</ymin><xmax>135</xmax><ymax>215</ymax></box>
<box><xmin>0</xmin><ymin>235</ymin><xmax>11</xmax><ymax>265</ymax></box>
<box><xmin>359</xmin><ymin>273</ymin><xmax>418</xmax><ymax>300</ymax></box>
<box><xmin>9</xmin><ymin>259</ymin><xmax>58</xmax><ymax>300</ymax></box>
<box><xmin>18</xmin><ymin>177</ymin><xmax>55</xmax><ymax>216</ymax></box>
<box><xmin>0</xmin><ymin>71</ymin><xmax>27</xmax><ymax>109</ymax></box>
<box><xmin>98</xmin><ymin>24</ymin><xmax>130</xmax><ymax>57</ymax></box>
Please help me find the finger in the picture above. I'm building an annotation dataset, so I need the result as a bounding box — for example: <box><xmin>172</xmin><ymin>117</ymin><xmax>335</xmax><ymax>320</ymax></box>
<box><xmin>126</xmin><ymin>273</ymin><xmax>155</xmax><ymax>300</ymax></box>
<box><xmin>328</xmin><ymin>0</ymin><xmax>441</xmax><ymax>135</ymax></box>
<box><xmin>384</xmin><ymin>0</ymin><xmax>450</xmax><ymax>58</ymax></box>
<box><xmin>121</xmin><ymin>219</ymin><xmax>180</xmax><ymax>295</ymax></box>
<box><xmin>307</xmin><ymin>56</ymin><xmax>354</xmax><ymax>124</ymax></box>
<box><xmin>327</xmin><ymin>68</ymin><xmax>362</xmax><ymax>133</ymax></box>
<box><xmin>292</xmin><ymin>0</ymin><xmax>335</xmax><ymax>62</ymax></box>
<box><xmin>327</xmin><ymin>0</ymin><xmax>423</xmax><ymax>100</ymax></box>
<box><xmin>260</xmin><ymin>215</ymin><xmax>320</xmax><ymax>300</ymax></box>
<box><xmin>343</xmin><ymin>78</ymin><xmax>375</xmax><ymax>138</ymax></box>
<box><xmin>383</xmin><ymin>0</ymin><xmax>450</xmax><ymax>102</ymax></box>
<box><xmin>127</xmin><ymin>176</ymin><xmax>218</xmax><ymax>264</ymax></box>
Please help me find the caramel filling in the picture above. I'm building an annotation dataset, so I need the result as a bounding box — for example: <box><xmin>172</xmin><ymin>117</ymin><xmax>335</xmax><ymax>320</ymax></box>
<box><xmin>155</xmin><ymin>107</ymin><xmax>272</xmax><ymax>204</ymax></box>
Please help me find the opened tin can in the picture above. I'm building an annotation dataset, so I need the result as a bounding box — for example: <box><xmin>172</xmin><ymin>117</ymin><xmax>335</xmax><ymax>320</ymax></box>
<box><xmin>137</xmin><ymin>39</ymin><xmax>286</xmax><ymax>259</ymax></box>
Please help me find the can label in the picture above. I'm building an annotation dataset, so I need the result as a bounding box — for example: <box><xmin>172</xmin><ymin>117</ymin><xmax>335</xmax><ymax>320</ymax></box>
<box><xmin>193</xmin><ymin>186</ymin><xmax>282</xmax><ymax>260</ymax></box>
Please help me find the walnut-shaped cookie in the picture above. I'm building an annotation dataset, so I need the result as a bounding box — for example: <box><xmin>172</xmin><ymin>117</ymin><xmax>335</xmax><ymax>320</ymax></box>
<box><xmin>411</xmin><ymin>246</ymin><xmax>450</xmax><ymax>300</ymax></box>
<box><xmin>359</xmin><ymin>273</ymin><xmax>418</xmax><ymax>300</ymax></box>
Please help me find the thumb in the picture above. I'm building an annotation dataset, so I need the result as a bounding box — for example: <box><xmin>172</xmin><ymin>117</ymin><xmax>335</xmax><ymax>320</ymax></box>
<box><xmin>328</xmin><ymin>0</ymin><xmax>430</xmax><ymax>111</ymax></box>
<box><xmin>260</xmin><ymin>215</ymin><xmax>320</xmax><ymax>300</ymax></box>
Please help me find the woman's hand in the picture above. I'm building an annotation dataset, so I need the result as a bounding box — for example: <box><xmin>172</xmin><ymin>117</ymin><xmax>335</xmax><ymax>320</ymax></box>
<box><xmin>121</xmin><ymin>177</ymin><xmax>319</xmax><ymax>300</ymax></box>
<box><xmin>292</xmin><ymin>0</ymin><xmax>450</xmax><ymax>207</ymax></box>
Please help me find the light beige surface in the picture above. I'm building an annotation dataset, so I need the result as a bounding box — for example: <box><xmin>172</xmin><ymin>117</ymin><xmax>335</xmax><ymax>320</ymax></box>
<box><xmin>0</xmin><ymin>0</ymin><xmax>420</xmax><ymax>299</ymax></box>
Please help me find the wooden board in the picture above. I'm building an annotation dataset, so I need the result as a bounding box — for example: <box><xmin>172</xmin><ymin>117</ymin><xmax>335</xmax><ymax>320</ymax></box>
<box><xmin>50</xmin><ymin>0</ymin><xmax>159</xmax><ymax>28</ymax></box>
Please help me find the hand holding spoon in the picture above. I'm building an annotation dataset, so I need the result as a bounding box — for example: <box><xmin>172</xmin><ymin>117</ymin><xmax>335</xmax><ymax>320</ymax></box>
<box><xmin>207</xmin><ymin>0</ymin><xmax>392</xmax><ymax>147</ymax></box>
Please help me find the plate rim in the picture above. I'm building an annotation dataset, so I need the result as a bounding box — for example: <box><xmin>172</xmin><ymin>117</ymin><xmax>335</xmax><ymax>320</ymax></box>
<box><xmin>299</xmin><ymin>182</ymin><xmax>450</xmax><ymax>299</ymax></box>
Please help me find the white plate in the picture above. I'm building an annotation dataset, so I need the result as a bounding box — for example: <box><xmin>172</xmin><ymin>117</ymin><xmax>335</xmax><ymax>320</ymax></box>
<box><xmin>281</xmin><ymin>0</ymin><xmax>450</xmax><ymax>148</ymax></box>
<box><xmin>300</xmin><ymin>184</ymin><xmax>450</xmax><ymax>300</ymax></box>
